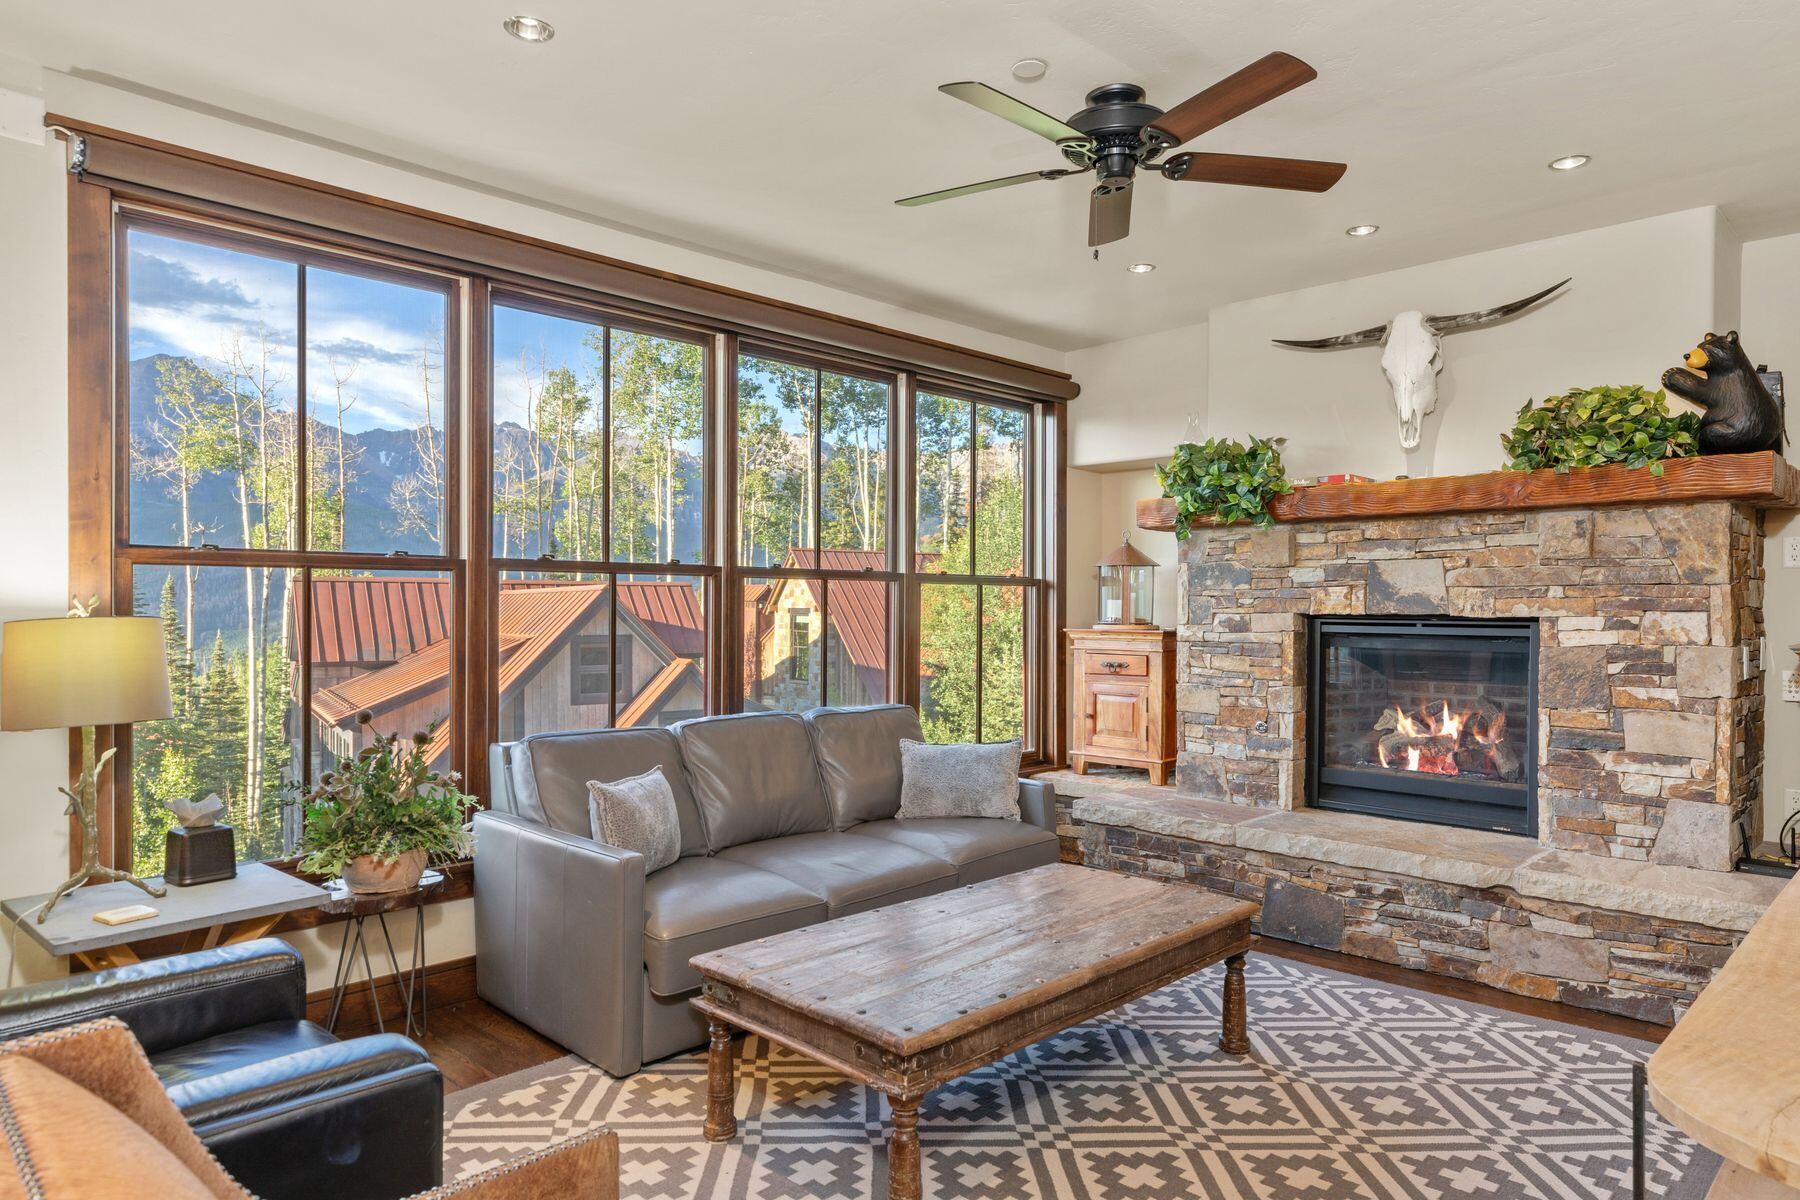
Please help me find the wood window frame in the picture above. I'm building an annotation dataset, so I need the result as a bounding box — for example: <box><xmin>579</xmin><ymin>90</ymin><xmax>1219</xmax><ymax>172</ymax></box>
<box><xmin>62</xmin><ymin>120</ymin><xmax>1073</xmax><ymax>872</ymax></box>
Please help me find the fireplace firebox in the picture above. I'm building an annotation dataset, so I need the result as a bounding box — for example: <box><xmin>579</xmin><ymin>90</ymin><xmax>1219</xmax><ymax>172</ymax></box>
<box><xmin>1307</xmin><ymin>617</ymin><xmax>1538</xmax><ymax>836</ymax></box>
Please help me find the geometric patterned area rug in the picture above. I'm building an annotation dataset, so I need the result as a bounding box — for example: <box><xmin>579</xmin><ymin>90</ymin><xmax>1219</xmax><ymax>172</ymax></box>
<box><xmin>444</xmin><ymin>955</ymin><xmax>1718</xmax><ymax>1199</ymax></box>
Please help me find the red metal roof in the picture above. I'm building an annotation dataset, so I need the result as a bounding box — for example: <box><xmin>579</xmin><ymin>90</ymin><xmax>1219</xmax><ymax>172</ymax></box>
<box><xmin>310</xmin><ymin>581</ymin><xmax>703</xmax><ymax>728</ymax></box>
<box><xmin>616</xmin><ymin>581</ymin><xmax>705</xmax><ymax>658</ymax></box>
<box><xmin>310</xmin><ymin>577</ymin><xmax>452</xmax><ymax>666</ymax></box>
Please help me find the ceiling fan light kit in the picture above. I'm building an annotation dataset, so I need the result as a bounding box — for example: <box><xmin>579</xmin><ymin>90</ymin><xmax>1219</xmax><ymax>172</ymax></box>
<box><xmin>897</xmin><ymin>51</ymin><xmax>1347</xmax><ymax>249</ymax></box>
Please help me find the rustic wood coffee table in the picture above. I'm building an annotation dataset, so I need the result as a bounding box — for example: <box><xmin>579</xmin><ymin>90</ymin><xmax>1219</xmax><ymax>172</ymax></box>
<box><xmin>690</xmin><ymin>862</ymin><xmax>1257</xmax><ymax>1200</ymax></box>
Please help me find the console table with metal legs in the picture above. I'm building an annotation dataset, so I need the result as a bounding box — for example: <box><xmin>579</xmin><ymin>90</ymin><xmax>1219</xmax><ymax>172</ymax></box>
<box><xmin>322</xmin><ymin>869</ymin><xmax>444</xmax><ymax>1038</ymax></box>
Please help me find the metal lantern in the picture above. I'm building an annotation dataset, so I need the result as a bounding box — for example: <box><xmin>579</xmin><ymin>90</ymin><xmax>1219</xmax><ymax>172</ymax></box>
<box><xmin>1097</xmin><ymin>534</ymin><xmax>1157</xmax><ymax>626</ymax></box>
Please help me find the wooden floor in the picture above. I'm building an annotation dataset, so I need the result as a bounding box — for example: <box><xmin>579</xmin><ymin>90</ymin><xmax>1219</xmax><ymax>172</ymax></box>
<box><xmin>358</xmin><ymin>934</ymin><xmax>1668</xmax><ymax>1095</ymax></box>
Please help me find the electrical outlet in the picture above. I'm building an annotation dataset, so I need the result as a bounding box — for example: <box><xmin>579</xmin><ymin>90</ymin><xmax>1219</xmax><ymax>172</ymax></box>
<box><xmin>1785</xmin><ymin>670</ymin><xmax>1800</xmax><ymax>703</ymax></box>
<box><xmin>1776</xmin><ymin>789</ymin><xmax>1800</xmax><ymax>837</ymax></box>
<box><xmin>1785</xmin><ymin>536</ymin><xmax>1800</xmax><ymax>567</ymax></box>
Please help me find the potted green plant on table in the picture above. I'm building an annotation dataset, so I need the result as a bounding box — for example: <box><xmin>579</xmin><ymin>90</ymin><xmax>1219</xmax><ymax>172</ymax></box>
<box><xmin>1155</xmin><ymin>436</ymin><xmax>1294</xmax><ymax>537</ymax></box>
<box><xmin>1501</xmin><ymin>384</ymin><xmax>1700</xmax><ymax>475</ymax></box>
<box><xmin>298</xmin><ymin>714</ymin><xmax>477</xmax><ymax>894</ymax></box>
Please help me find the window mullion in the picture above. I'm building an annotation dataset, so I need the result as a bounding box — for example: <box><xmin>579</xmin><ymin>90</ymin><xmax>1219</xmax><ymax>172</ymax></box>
<box><xmin>601</xmin><ymin>324</ymin><xmax>612</xmax><ymax>564</ymax></box>
<box><xmin>295</xmin><ymin>263</ymin><xmax>309</xmax><ymax>556</ymax></box>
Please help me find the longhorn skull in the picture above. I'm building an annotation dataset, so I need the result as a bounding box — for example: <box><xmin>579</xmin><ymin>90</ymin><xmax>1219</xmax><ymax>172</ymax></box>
<box><xmin>1273</xmin><ymin>279</ymin><xmax>1571</xmax><ymax>449</ymax></box>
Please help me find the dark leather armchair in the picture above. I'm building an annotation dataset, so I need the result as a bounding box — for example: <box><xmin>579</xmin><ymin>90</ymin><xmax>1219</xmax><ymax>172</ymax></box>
<box><xmin>0</xmin><ymin>937</ymin><xmax>442</xmax><ymax>1200</ymax></box>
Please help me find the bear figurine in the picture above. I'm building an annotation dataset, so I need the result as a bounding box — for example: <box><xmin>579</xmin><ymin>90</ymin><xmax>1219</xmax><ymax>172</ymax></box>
<box><xmin>1661</xmin><ymin>330</ymin><xmax>1785</xmax><ymax>454</ymax></box>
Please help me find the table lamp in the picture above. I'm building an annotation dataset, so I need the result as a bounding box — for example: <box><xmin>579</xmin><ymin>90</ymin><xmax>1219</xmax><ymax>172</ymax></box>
<box><xmin>2</xmin><ymin>609</ymin><xmax>173</xmax><ymax>921</ymax></box>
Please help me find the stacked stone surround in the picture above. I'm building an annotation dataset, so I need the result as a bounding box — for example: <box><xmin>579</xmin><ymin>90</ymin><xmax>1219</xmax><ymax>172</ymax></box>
<box><xmin>1175</xmin><ymin>500</ymin><xmax>1766</xmax><ymax>870</ymax></box>
<box><xmin>1045</xmin><ymin>772</ymin><xmax>1783</xmax><ymax>1025</ymax></box>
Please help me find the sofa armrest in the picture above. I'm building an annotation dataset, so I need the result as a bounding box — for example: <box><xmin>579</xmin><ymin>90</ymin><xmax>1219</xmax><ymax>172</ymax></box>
<box><xmin>192</xmin><ymin>1035</ymin><xmax>443</xmax><ymax>1200</ymax></box>
<box><xmin>0</xmin><ymin>939</ymin><xmax>305</xmax><ymax>1054</ymax></box>
<box><xmin>165</xmin><ymin>1032</ymin><xmax>432</xmax><ymax>1126</ymax></box>
<box><xmin>1018</xmin><ymin>778</ymin><xmax>1057</xmax><ymax>834</ymax></box>
<box><xmin>473</xmin><ymin>810</ymin><xmax>648</xmax><ymax>1076</ymax></box>
<box><xmin>417</xmin><ymin>1127</ymin><xmax>618</xmax><ymax>1200</ymax></box>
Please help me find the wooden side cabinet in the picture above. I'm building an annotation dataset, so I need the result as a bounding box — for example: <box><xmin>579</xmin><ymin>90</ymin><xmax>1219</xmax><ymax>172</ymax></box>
<box><xmin>1065</xmin><ymin>626</ymin><xmax>1177</xmax><ymax>785</ymax></box>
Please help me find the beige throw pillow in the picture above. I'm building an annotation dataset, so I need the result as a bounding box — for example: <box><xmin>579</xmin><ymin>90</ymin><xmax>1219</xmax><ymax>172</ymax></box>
<box><xmin>587</xmin><ymin>766</ymin><xmax>682</xmax><ymax>873</ymax></box>
<box><xmin>897</xmin><ymin>739</ymin><xmax>1021</xmax><ymax>821</ymax></box>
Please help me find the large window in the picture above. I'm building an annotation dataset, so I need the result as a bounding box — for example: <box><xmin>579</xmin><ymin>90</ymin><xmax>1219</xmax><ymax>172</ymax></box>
<box><xmin>120</xmin><ymin>219</ymin><xmax>456</xmax><ymax>876</ymax></box>
<box><xmin>916</xmin><ymin>392</ymin><xmax>1033</xmax><ymax>747</ymax></box>
<box><xmin>87</xmin><ymin>194</ymin><xmax>1062</xmax><ymax>876</ymax></box>
<box><xmin>736</xmin><ymin>353</ymin><xmax>896</xmax><ymax>712</ymax></box>
<box><xmin>491</xmin><ymin>297</ymin><xmax>711</xmax><ymax>739</ymax></box>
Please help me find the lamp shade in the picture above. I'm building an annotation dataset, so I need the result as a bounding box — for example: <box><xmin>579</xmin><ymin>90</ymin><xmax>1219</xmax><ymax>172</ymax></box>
<box><xmin>2</xmin><ymin>616</ymin><xmax>172</xmax><ymax>731</ymax></box>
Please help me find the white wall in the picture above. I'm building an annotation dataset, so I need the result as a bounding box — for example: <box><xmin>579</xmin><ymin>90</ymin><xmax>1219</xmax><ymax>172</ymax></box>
<box><xmin>0</xmin><ymin>131</ymin><xmax>74</xmax><ymax>988</ymax></box>
<box><xmin>1744</xmin><ymin>231</ymin><xmax>1800</xmax><ymax>842</ymax></box>
<box><xmin>1064</xmin><ymin>324</ymin><xmax>1206</xmax><ymax>470</ymax></box>
<box><xmin>1064</xmin><ymin>469</ymin><xmax>1179</xmax><ymax>632</ymax></box>
<box><xmin>1205</xmin><ymin>208</ymin><xmax>1732</xmax><ymax>482</ymax></box>
<box><xmin>0</xmin><ymin>69</ymin><xmax>1065</xmax><ymax>989</ymax></box>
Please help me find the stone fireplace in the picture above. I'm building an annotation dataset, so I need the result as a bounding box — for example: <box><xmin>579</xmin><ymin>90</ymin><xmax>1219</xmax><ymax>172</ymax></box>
<box><xmin>1175</xmin><ymin>499</ymin><xmax>1763</xmax><ymax>873</ymax></box>
<box><xmin>1309</xmin><ymin>616</ymin><xmax>1537</xmax><ymax>836</ymax></box>
<box><xmin>1046</xmin><ymin>458</ymin><xmax>1798</xmax><ymax>1025</ymax></box>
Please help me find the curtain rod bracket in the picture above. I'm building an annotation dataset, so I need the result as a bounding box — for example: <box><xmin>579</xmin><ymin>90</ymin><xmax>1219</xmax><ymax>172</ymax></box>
<box><xmin>43</xmin><ymin>125</ymin><xmax>86</xmax><ymax>176</ymax></box>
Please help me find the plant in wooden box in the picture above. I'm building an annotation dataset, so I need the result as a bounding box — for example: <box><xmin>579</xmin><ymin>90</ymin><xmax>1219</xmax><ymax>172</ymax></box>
<box><xmin>298</xmin><ymin>714</ymin><xmax>476</xmax><ymax>894</ymax></box>
<box><xmin>1155</xmin><ymin>436</ymin><xmax>1293</xmax><ymax>538</ymax></box>
<box><xmin>1501</xmin><ymin>384</ymin><xmax>1699</xmax><ymax>476</ymax></box>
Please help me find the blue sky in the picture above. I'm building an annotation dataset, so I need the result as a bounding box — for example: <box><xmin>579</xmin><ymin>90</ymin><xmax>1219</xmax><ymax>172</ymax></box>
<box><xmin>128</xmin><ymin>228</ymin><xmax>447</xmax><ymax>434</ymax></box>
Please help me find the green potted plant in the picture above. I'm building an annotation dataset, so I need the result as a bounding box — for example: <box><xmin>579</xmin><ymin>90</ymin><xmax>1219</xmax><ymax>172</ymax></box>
<box><xmin>1501</xmin><ymin>384</ymin><xmax>1700</xmax><ymax>475</ymax></box>
<box><xmin>1154</xmin><ymin>435</ymin><xmax>1294</xmax><ymax>537</ymax></box>
<box><xmin>298</xmin><ymin>714</ymin><xmax>478</xmax><ymax>894</ymax></box>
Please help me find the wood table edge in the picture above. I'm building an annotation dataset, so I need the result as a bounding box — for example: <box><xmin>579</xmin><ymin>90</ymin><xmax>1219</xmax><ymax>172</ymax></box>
<box><xmin>693</xmin><ymin>922</ymin><xmax>1254</xmax><ymax>1087</ymax></box>
<box><xmin>688</xmin><ymin>893</ymin><xmax>1258</xmax><ymax>1058</ymax></box>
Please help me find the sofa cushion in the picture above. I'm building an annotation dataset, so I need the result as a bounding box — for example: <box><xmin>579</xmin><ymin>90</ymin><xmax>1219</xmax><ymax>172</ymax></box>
<box><xmin>898</xmin><ymin>739</ymin><xmax>1022</xmax><ymax>820</ymax></box>
<box><xmin>511</xmin><ymin>727</ymin><xmax>706</xmax><ymax>857</ymax></box>
<box><xmin>674</xmin><ymin>712</ymin><xmax>831</xmax><ymax>851</ymax></box>
<box><xmin>642</xmin><ymin>858</ymin><xmax>828</xmax><ymax>996</ymax></box>
<box><xmin>847</xmin><ymin>818</ymin><xmax>1061</xmax><ymax>885</ymax></box>
<box><xmin>718</xmin><ymin>832</ymin><xmax>957</xmax><ymax>918</ymax></box>
<box><xmin>804</xmin><ymin>704</ymin><xmax>925</xmax><ymax>829</ymax></box>
<box><xmin>587</xmin><ymin>766</ymin><xmax>682</xmax><ymax>874</ymax></box>
<box><xmin>0</xmin><ymin>1055</ymin><xmax>219</xmax><ymax>1200</ymax></box>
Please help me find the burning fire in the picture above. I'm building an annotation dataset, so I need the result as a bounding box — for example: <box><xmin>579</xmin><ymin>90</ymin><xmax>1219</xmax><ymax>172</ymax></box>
<box><xmin>1374</xmin><ymin>700</ymin><xmax>1511</xmax><ymax>778</ymax></box>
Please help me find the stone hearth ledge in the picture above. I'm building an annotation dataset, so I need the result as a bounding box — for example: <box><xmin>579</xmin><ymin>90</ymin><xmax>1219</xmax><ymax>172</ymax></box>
<box><xmin>1048</xmin><ymin>772</ymin><xmax>1782</xmax><ymax>932</ymax></box>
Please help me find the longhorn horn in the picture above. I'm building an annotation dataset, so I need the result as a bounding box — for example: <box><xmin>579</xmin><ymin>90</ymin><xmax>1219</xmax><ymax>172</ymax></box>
<box><xmin>1426</xmin><ymin>278</ymin><xmax>1571</xmax><ymax>334</ymax></box>
<box><xmin>1271</xmin><ymin>322</ymin><xmax>1389</xmax><ymax>350</ymax></box>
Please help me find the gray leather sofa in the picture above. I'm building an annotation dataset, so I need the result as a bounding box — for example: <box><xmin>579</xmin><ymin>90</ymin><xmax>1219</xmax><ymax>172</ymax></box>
<box><xmin>473</xmin><ymin>704</ymin><xmax>1061</xmax><ymax>1076</ymax></box>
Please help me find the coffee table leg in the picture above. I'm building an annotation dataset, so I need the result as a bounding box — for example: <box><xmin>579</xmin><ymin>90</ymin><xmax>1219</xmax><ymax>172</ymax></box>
<box><xmin>704</xmin><ymin>1019</ymin><xmax>737</xmax><ymax>1142</ymax></box>
<box><xmin>887</xmin><ymin>1094</ymin><xmax>923</xmax><ymax>1200</ymax></box>
<box><xmin>1220</xmin><ymin>951</ymin><xmax>1250</xmax><ymax>1055</ymax></box>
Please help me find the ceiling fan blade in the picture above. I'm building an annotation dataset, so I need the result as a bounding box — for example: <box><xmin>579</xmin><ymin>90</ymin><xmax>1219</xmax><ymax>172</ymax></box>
<box><xmin>1088</xmin><ymin>185</ymin><xmax>1133</xmax><ymax>247</ymax></box>
<box><xmin>1145</xmin><ymin>51</ymin><xmax>1318</xmax><ymax>149</ymax></box>
<box><xmin>938</xmin><ymin>81</ymin><xmax>1094</xmax><ymax>148</ymax></box>
<box><xmin>895</xmin><ymin>169</ymin><xmax>1071</xmax><ymax>207</ymax></box>
<box><xmin>1164</xmin><ymin>152</ymin><xmax>1346</xmax><ymax>192</ymax></box>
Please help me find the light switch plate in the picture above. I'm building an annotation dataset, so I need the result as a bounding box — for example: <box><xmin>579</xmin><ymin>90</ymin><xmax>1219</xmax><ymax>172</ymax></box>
<box><xmin>1785</xmin><ymin>536</ymin><xmax>1800</xmax><ymax>568</ymax></box>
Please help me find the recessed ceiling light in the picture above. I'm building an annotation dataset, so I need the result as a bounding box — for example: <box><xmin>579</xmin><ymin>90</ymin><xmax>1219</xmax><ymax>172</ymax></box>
<box><xmin>1548</xmin><ymin>154</ymin><xmax>1590</xmax><ymax>171</ymax></box>
<box><xmin>502</xmin><ymin>15</ymin><xmax>555</xmax><ymax>42</ymax></box>
<box><xmin>1011</xmin><ymin>58</ymin><xmax>1048</xmax><ymax>82</ymax></box>
<box><xmin>1126</xmin><ymin>262</ymin><xmax>1156</xmax><ymax>274</ymax></box>
<box><xmin>1345</xmin><ymin>224</ymin><xmax>1380</xmax><ymax>238</ymax></box>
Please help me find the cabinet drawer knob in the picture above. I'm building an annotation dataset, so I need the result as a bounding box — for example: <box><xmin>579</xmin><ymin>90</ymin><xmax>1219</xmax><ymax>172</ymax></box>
<box><xmin>1100</xmin><ymin>660</ymin><xmax>1126</xmax><ymax>671</ymax></box>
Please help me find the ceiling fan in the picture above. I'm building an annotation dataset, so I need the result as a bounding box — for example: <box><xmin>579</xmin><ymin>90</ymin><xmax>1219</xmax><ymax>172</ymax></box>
<box><xmin>895</xmin><ymin>52</ymin><xmax>1346</xmax><ymax>249</ymax></box>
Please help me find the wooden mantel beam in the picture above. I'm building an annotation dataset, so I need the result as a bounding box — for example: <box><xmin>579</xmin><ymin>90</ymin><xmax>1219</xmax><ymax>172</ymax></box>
<box><xmin>1136</xmin><ymin>451</ymin><xmax>1800</xmax><ymax>531</ymax></box>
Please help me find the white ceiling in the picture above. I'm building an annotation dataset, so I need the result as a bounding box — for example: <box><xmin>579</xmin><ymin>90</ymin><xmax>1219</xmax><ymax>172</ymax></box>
<box><xmin>5</xmin><ymin>0</ymin><xmax>1800</xmax><ymax>350</ymax></box>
